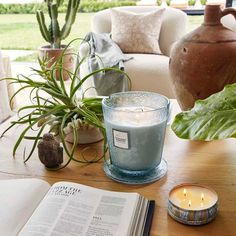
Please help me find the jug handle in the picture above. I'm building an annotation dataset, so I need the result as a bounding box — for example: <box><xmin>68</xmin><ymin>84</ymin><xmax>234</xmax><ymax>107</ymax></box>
<box><xmin>222</xmin><ymin>7</ymin><xmax>236</xmax><ymax>19</ymax></box>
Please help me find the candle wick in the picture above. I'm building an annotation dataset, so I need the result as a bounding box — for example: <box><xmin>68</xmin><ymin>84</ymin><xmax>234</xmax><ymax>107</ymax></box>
<box><xmin>201</xmin><ymin>193</ymin><xmax>204</xmax><ymax>201</ymax></box>
<box><xmin>183</xmin><ymin>189</ymin><xmax>187</xmax><ymax>197</ymax></box>
<box><xmin>188</xmin><ymin>200</ymin><xmax>191</xmax><ymax>207</ymax></box>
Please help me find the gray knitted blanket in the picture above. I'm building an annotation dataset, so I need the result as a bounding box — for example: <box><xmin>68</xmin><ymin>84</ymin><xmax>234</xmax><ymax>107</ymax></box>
<box><xmin>80</xmin><ymin>32</ymin><xmax>132</xmax><ymax>96</ymax></box>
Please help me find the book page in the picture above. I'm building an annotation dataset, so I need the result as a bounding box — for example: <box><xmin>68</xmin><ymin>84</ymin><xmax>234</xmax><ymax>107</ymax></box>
<box><xmin>19</xmin><ymin>181</ymin><xmax>141</xmax><ymax>236</ymax></box>
<box><xmin>0</xmin><ymin>178</ymin><xmax>50</xmax><ymax>236</ymax></box>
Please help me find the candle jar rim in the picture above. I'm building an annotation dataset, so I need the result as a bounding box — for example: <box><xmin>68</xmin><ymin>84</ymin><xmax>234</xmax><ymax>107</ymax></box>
<box><xmin>102</xmin><ymin>91</ymin><xmax>170</xmax><ymax>113</ymax></box>
<box><xmin>169</xmin><ymin>183</ymin><xmax>218</xmax><ymax>211</ymax></box>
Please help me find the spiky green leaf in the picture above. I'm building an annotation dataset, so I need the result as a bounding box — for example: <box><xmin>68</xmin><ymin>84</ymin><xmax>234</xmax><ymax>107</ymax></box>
<box><xmin>36</xmin><ymin>10</ymin><xmax>51</xmax><ymax>43</ymax></box>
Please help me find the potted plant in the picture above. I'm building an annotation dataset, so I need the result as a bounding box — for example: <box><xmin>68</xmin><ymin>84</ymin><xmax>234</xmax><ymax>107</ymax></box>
<box><xmin>36</xmin><ymin>0</ymin><xmax>80</xmax><ymax>80</ymax></box>
<box><xmin>0</xmin><ymin>43</ymin><xmax>130</xmax><ymax>170</ymax></box>
<box><xmin>171</xmin><ymin>83</ymin><xmax>236</xmax><ymax>141</ymax></box>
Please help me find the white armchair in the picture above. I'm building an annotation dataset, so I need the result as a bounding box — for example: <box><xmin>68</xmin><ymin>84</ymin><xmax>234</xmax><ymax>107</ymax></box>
<box><xmin>221</xmin><ymin>13</ymin><xmax>236</xmax><ymax>31</ymax></box>
<box><xmin>0</xmin><ymin>51</ymin><xmax>14</xmax><ymax>123</ymax></box>
<box><xmin>79</xmin><ymin>6</ymin><xmax>187</xmax><ymax>98</ymax></box>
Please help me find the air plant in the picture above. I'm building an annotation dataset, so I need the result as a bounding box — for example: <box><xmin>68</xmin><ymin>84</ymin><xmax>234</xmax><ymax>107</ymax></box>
<box><xmin>0</xmin><ymin>41</ymin><xmax>130</xmax><ymax>169</ymax></box>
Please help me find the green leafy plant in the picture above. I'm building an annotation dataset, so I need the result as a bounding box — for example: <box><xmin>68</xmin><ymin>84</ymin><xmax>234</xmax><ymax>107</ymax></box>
<box><xmin>171</xmin><ymin>83</ymin><xmax>236</xmax><ymax>141</ymax></box>
<box><xmin>36</xmin><ymin>0</ymin><xmax>80</xmax><ymax>48</ymax></box>
<box><xmin>0</xmin><ymin>42</ymin><xmax>130</xmax><ymax>169</ymax></box>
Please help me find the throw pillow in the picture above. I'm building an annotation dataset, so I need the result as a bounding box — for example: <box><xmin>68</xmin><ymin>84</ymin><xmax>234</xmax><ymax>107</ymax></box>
<box><xmin>110</xmin><ymin>8</ymin><xmax>165</xmax><ymax>54</ymax></box>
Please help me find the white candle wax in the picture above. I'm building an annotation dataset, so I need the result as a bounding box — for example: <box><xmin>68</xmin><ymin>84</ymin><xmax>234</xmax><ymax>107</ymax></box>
<box><xmin>114</xmin><ymin>106</ymin><xmax>157</xmax><ymax>125</ymax></box>
<box><xmin>169</xmin><ymin>184</ymin><xmax>218</xmax><ymax>211</ymax></box>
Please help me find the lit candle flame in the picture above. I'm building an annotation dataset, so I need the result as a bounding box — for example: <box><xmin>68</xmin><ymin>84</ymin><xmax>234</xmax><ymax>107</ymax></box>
<box><xmin>188</xmin><ymin>200</ymin><xmax>191</xmax><ymax>207</ymax></box>
<box><xmin>183</xmin><ymin>188</ymin><xmax>187</xmax><ymax>197</ymax></box>
<box><xmin>201</xmin><ymin>193</ymin><xmax>204</xmax><ymax>201</ymax></box>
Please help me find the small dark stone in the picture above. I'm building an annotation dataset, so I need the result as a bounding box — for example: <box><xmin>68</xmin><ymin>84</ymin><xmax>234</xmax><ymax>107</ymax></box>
<box><xmin>38</xmin><ymin>133</ymin><xmax>63</xmax><ymax>168</ymax></box>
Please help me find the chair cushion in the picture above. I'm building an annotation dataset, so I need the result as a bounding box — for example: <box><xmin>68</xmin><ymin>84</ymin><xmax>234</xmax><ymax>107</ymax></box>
<box><xmin>110</xmin><ymin>8</ymin><xmax>165</xmax><ymax>54</ymax></box>
<box><xmin>124</xmin><ymin>53</ymin><xmax>175</xmax><ymax>98</ymax></box>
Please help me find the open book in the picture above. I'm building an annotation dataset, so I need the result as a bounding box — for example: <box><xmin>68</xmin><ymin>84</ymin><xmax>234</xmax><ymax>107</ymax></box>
<box><xmin>0</xmin><ymin>178</ymin><xmax>155</xmax><ymax>236</ymax></box>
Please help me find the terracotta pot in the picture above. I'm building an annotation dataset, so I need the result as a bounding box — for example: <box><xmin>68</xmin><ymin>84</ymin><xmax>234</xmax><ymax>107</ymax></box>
<box><xmin>169</xmin><ymin>5</ymin><xmax>236</xmax><ymax>110</ymax></box>
<box><xmin>39</xmin><ymin>45</ymin><xmax>74</xmax><ymax>81</ymax></box>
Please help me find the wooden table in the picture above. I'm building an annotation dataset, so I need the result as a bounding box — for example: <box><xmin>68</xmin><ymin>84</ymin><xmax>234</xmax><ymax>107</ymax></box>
<box><xmin>0</xmin><ymin>100</ymin><xmax>235</xmax><ymax>236</ymax></box>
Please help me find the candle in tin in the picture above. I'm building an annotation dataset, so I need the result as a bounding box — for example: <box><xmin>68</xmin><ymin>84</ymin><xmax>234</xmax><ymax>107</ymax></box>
<box><xmin>168</xmin><ymin>184</ymin><xmax>218</xmax><ymax>225</ymax></box>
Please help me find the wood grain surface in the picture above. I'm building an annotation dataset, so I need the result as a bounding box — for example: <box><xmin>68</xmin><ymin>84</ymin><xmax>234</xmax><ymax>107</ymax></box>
<box><xmin>0</xmin><ymin>100</ymin><xmax>235</xmax><ymax>236</ymax></box>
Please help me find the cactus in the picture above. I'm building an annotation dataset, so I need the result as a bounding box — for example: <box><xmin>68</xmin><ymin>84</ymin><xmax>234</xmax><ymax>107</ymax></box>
<box><xmin>37</xmin><ymin>0</ymin><xmax>80</xmax><ymax>48</ymax></box>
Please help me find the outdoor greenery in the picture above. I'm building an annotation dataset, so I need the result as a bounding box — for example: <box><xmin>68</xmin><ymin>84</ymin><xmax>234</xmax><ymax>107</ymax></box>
<box><xmin>0</xmin><ymin>13</ymin><xmax>91</xmax><ymax>50</ymax></box>
<box><xmin>0</xmin><ymin>3</ymin><xmax>45</xmax><ymax>14</ymax></box>
<box><xmin>0</xmin><ymin>1</ymin><xmax>136</xmax><ymax>14</ymax></box>
<box><xmin>14</xmin><ymin>52</ymin><xmax>39</xmax><ymax>62</ymax></box>
<box><xmin>156</xmin><ymin>0</ymin><xmax>207</xmax><ymax>6</ymax></box>
<box><xmin>0</xmin><ymin>13</ymin><xmax>203</xmax><ymax>51</ymax></box>
<box><xmin>0</xmin><ymin>0</ymin><xmax>209</xmax><ymax>14</ymax></box>
<box><xmin>78</xmin><ymin>0</ymin><xmax>136</xmax><ymax>12</ymax></box>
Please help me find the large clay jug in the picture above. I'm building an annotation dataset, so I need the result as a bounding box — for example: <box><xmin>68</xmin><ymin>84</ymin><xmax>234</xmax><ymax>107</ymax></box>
<box><xmin>169</xmin><ymin>5</ymin><xmax>236</xmax><ymax>110</ymax></box>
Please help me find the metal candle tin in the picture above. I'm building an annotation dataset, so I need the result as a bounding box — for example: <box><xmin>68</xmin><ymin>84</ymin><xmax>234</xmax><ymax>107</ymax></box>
<box><xmin>168</xmin><ymin>184</ymin><xmax>218</xmax><ymax>225</ymax></box>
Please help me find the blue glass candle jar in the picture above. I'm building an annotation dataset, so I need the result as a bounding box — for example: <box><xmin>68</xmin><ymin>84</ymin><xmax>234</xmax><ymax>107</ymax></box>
<box><xmin>102</xmin><ymin>91</ymin><xmax>170</xmax><ymax>184</ymax></box>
